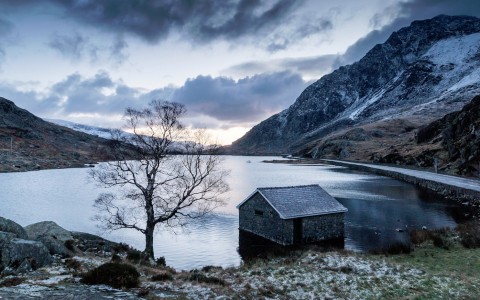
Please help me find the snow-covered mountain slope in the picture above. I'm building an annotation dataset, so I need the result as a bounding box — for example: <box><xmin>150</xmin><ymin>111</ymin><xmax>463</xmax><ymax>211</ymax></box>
<box><xmin>46</xmin><ymin>119</ymin><xmax>195</xmax><ymax>153</ymax></box>
<box><xmin>231</xmin><ymin>15</ymin><xmax>480</xmax><ymax>154</ymax></box>
<box><xmin>45</xmin><ymin>119</ymin><xmax>118</xmax><ymax>139</ymax></box>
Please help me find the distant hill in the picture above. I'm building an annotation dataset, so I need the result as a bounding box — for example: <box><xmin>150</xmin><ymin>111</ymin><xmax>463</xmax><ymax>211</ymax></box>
<box><xmin>230</xmin><ymin>15</ymin><xmax>480</xmax><ymax>156</ymax></box>
<box><xmin>0</xmin><ymin>97</ymin><xmax>133</xmax><ymax>172</ymax></box>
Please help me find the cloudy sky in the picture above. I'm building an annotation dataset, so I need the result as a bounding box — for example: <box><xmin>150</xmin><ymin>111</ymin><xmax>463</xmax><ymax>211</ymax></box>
<box><xmin>0</xmin><ymin>0</ymin><xmax>479</xmax><ymax>144</ymax></box>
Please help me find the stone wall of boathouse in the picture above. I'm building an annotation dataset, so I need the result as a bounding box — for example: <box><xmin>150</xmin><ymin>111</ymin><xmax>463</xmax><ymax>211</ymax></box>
<box><xmin>239</xmin><ymin>193</ymin><xmax>346</xmax><ymax>245</ymax></box>
<box><xmin>239</xmin><ymin>192</ymin><xmax>294</xmax><ymax>245</ymax></box>
<box><xmin>301</xmin><ymin>213</ymin><xmax>345</xmax><ymax>243</ymax></box>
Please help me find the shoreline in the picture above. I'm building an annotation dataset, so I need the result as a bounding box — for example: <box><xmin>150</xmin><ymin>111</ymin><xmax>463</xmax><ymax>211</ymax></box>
<box><xmin>1</xmin><ymin>225</ymin><xmax>479</xmax><ymax>299</ymax></box>
<box><xmin>322</xmin><ymin>159</ymin><xmax>480</xmax><ymax>205</ymax></box>
<box><xmin>264</xmin><ymin>157</ymin><xmax>480</xmax><ymax>205</ymax></box>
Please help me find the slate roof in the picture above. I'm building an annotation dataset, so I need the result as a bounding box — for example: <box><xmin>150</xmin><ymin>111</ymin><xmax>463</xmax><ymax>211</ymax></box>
<box><xmin>237</xmin><ymin>184</ymin><xmax>347</xmax><ymax>219</ymax></box>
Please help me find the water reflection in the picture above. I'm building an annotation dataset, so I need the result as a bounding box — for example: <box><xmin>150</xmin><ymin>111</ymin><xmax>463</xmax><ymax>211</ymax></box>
<box><xmin>238</xmin><ymin>230</ymin><xmax>345</xmax><ymax>261</ymax></box>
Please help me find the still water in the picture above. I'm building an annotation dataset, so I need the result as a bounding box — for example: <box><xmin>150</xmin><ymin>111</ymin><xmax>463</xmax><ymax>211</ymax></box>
<box><xmin>0</xmin><ymin>156</ymin><xmax>469</xmax><ymax>270</ymax></box>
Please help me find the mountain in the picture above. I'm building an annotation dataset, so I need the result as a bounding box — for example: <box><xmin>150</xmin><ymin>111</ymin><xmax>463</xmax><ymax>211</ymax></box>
<box><xmin>230</xmin><ymin>15</ymin><xmax>480</xmax><ymax>155</ymax></box>
<box><xmin>0</xmin><ymin>97</ymin><xmax>133</xmax><ymax>172</ymax></box>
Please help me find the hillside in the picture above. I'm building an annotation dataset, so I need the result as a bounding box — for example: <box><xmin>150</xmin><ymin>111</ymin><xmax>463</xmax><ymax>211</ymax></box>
<box><xmin>0</xmin><ymin>97</ymin><xmax>131</xmax><ymax>172</ymax></box>
<box><xmin>415</xmin><ymin>95</ymin><xmax>480</xmax><ymax>176</ymax></box>
<box><xmin>230</xmin><ymin>15</ymin><xmax>480</xmax><ymax>155</ymax></box>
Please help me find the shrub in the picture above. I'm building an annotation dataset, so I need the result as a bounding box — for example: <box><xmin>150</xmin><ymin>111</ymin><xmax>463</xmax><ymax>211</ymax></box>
<box><xmin>155</xmin><ymin>256</ymin><xmax>166</xmax><ymax>267</ymax></box>
<box><xmin>409</xmin><ymin>229</ymin><xmax>430</xmax><ymax>245</ymax></box>
<box><xmin>137</xmin><ymin>288</ymin><xmax>149</xmax><ymax>297</ymax></box>
<box><xmin>188</xmin><ymin>271</ymin><xmax>226</xmax><ymax>286</ymax></box>
<box><xmin>64</xmin><ymin>239</ymin><xmax>75</xmax><ymax>251</ymax></box>
<box><xmin>370</xmin><ymin>242</ymin><xmax>412</xmax><ymax>255</ymax></box>
<box><xmin>0</xmin><ymin>277</ymin><xmax>24</xmax><ymax>287</ymax></box>
<box><xmin>111</xmin><ymin>253</ymin><xmax>122</xmax><ymax>263</ymax></box>
<box><xmin>201</xmin><ymin>265</ymin><xmax>223</xmax><ymax>272</ymax></box>
<box><xmin>410</xmin><ymin>227</ymin><xmax>452</xmax><ymax>249</ymax></box>
<box><xmin>64</xmin><ymin>258</ymin><xmax>82</xmax><ymax>271</ymax></box>
<box><xmin>151</xmin><ymin>272</ymin><xmax>174</xmax><ymax>281</ymax></box>
<box><xmin>126</xmin><ymin>249</ymin><xmax>143</xmax><ymax>263</ymax></box>
<box><xmin>430</xmin><ymin>233</ymin><xmax>450</xmax><ymax>249</ymax></box>
<box><xmin>112</xmin><ymin>243</ymin><xmax>130</xmax><ymax>253</ymax></box>
<box><xmin>339</xmin><ymin>266</ymin><xmax>353</xmax><ymax>273</ymax></box>
<box><xmin>80</xmin><ymin>263</ymin><xmax>140</xmax><ymax>289</ymax></box>
<box><xmin>457</xmin><ymin>221</ymin><xmax>480</xmax><ymax>248</ymax></box>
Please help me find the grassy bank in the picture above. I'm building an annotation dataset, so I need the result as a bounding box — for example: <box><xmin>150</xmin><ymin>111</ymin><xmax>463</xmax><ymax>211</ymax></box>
<box><xmin>2</xmin><ymin>226</ymin><xmax>479</xmax><ymax>299</ymax></box>
<box><xmin>138</xmin><ymin>240</ymin><xmax>480</xmax><ymax>299</ymax></box>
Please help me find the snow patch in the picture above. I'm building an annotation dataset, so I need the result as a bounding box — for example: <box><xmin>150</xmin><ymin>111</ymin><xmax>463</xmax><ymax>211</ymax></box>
<box><xmin>423</xmin><ymin>32</ymin><xmax>480</xmax><ymax>65</ymax></box>
<box><xmin>45</xmin><ymin>119</ymin><xmax>118</xmax><ymax>139</ymax></box>
<box><xmin>448</xmin><ymin>67</ymin><xmax>480</xmax><ymax>92</ymax></box>
<box><xmin>0</xmin><ymin>284</ymin><xmax>50</xmax><ymax>297</ymax></box>
<box><xmin>29</xmin><ymin>275</ymin><xmax>71</xmax><ymax>285</ymax></box>
<box><xmin>349</xmin><ymin>89</ymin><xmax>386</xmax><ymax>120</ymax></box>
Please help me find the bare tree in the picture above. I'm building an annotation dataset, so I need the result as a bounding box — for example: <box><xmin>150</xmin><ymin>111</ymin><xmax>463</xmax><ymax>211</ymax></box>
<box><xmin>89</xmin><ymin>100</ymin><xmax>229</xmax><ymax>260</ymax></box>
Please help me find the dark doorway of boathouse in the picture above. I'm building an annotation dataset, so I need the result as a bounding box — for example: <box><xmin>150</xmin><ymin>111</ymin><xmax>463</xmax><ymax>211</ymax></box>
<box><xmin>293</xmin><ymin>218</ymin><xmax>302</xmax><ymax>244</ymax></box>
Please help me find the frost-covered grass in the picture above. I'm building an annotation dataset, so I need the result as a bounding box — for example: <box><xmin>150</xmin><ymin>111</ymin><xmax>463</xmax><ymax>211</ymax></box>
<box><xmin>142</xmin><ymin>244</ymin><xmax>480</xmax><ymax>300</ymax></box>
<box><xmin>385</xmin><ymin>241</ymin><xmax>480</xmax><ymax>299</ymax></box>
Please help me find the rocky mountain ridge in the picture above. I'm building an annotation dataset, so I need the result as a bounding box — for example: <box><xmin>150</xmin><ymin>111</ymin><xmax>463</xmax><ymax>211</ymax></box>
<box><xmin>230</xmin><ymin>15</ymin><xmax>480</xmax><ymax>155</ymax></box>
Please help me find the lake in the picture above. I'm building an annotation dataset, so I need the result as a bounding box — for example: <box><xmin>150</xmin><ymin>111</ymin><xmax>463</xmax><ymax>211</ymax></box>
<box><xmin>0</xmin><ymin>156</ymin><xmax>470</xmax><ymax>270</ymax></box>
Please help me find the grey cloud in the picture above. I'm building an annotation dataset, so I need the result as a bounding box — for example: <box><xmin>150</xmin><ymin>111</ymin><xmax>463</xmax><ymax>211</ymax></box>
<box><xmin>0</xmin><ymin>0</ymin><xmax>332</xmax><ymax>52</ymax></box>
<box><xmin>266</xmin><ymin>18</ymin><xmax>333</xmax><ymax>52</ymax></box>
<box><xmin>110</xmin><ymin>35</ymin><xmax>129</xmax><ymax>65</ymax></box>
<box><xmin>50</xmin><ymin>72</ymin><xmax>126</xmax><ymax>114</ymax></box>
<box><xmin>225</xmin><ymin>54</ymin><xmax>339</xmax><ymax>80</ymax></box>
<box><xmin>48</xmin><ymin>31</ymin><xmax>130</xmax><ymax>65</ymax></box>
<box><xmin>171</xmin><ymin>71</ymin><xmax>307</xmax><ymax>123</ymax></box>
<box><xmin>338</xmin><ymin>0</ymin><xmax>480</xmax><ymax>66</ymax></box>
<box><xmin>194</xmin><ymin>0</ymin><xmax>299</xmax><ymax>41</ymax></box>
<box><xmin>0</xmin><ymin>18</ymin><xmax>13</xmax><ymax>65</ymax></box>
<box><xmin>48</xmin><ymin>32</ymin><xmax>94</xmax><ymax>61</ymax></box>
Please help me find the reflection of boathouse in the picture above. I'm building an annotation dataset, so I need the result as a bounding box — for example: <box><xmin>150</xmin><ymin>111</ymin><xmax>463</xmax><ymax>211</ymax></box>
<box><xmin>237</xmin><ymin>185</ymin><xmax>347</xmax><ymax>246</ymax></box>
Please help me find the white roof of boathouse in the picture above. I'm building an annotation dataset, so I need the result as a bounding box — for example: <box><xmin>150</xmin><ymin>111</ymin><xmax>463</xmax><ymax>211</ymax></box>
<box><xmin>237</xmin><ymin>184</ymin><xmax>348</xmax><ymax>219</ymax></box>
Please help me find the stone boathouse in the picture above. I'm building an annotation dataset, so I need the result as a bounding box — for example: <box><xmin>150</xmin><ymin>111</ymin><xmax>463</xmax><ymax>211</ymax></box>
<box><xmin>237</xmin><ymin>185</ymin><xmax>348</xmax><ymax>246</ymax></box>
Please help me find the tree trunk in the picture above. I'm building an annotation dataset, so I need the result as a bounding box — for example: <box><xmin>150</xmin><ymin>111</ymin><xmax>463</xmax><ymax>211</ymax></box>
<box><xmin>144</xmin><ymin>191</ymin><xmax>155</xmax><ymax>260</ymax></box>
<box><xmin>144</xmin><ymin>225</ymin><xmax>155</xmax><ymax>259</ymax></box>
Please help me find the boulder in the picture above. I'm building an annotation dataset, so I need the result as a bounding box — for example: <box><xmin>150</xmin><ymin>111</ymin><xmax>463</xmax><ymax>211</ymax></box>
<box><xmin>0</xmin><ymin>231</ymin><xmax>16</xmax><ymax>248</ymax></box>
<box><xmin>0</xmin><ymin>217</ymin><xmax>28</xmax><ymax>239</ymax></box>
<box><xmin>71</xmin><ymin>231</ymin><xmax>123</xmax><ymax>253</ymax></box>
<box><xmin>0</xmin><ymin>231</ymin><xmax>17</xmax><ymax>273</ymax></box>
<box><xmin>1</xmin><ymin>238</ymin><xmax>52</xmax><ymax>275</ymax></box>
<box><xmin>24</xmin><ymin>221</ymin><xmax>74</xmax><ymax>257</ymax></box>
<box><xmin>25</xmin><ymin>221</ymin><xmax>73</xmax><ymax>241</ymax></box>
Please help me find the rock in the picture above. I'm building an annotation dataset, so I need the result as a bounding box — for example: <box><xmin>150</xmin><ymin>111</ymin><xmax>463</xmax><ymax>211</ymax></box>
<box><xmin>71</xmin><ymin>231</ymin><xmax>123</xmax><ymax>253</ymax></box>
<box><xmin>1</xmin><ymin>239</ymin><xmax>52</xmax><ymax>275</ymax></box>
<box><xmin>0</xmin><ymin>231</ymin><xmax>16</xmax><ymax>247</ymax></box>
<box><xmin>0</xmin><ymin>231</ymin><xmax>17</xmax><ymax>273</ymax></box>
<box><xmin>24</xmin><ymin>221</ymin><xmax>74</xmax><ymax>257</ymax></box>
<box><xmin>37</xmin><ymin>236</ymin><xmax>74</xmax><ymax>257</ymax></box>
<box><xmin>0</xmin><ymin>217</ymin><xmax>28</xmax><ymax>239</ymax></box>
<box><xmin>25</xmin><ymin>221</ymin><xmax>73</xmax><ymax>241</ymax></box>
